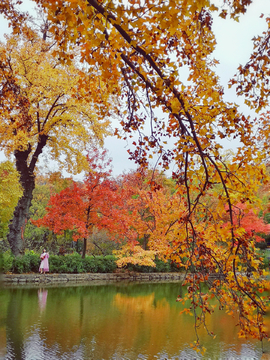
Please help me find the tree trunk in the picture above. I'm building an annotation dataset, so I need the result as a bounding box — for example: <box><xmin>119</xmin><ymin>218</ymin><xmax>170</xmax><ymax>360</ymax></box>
<box><xmin>143</xmin><ymin>234</ymin><xmax>150</xmax><ymax>250</ymax></box>
<box><xmin>82</xmin><ymin>238</ymin><xmax>87</xmax><ymax>259</ymax></box>
<box><xmin>7</xmin><ymin>135</ymin><xmax>48</xmax><ymax>256</ymax></box>
<box><xmin>7</xmin><ymin>148</ymin><xmax>35</xmax><ymax>255</ymax></box>
<box><xmin>82</xmin><ymin>205</ymin><xmax>91</xmax><ymax>259</ymax></box>
<box><xmin>7</xmin><ymin>176</ymin><xmax>35</xmax><ymax>256</ymax></box>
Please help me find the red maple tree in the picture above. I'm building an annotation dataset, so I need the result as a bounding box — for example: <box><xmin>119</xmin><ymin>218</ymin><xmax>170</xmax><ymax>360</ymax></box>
<box><xmin>34</xmin><ymin>147</ymin><xmax>119</xmax><ymax>257</ymax></box>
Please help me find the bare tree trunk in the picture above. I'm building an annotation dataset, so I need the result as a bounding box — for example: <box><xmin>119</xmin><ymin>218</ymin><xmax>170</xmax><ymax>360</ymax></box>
<box><xmin>82</xmin><ymin>238</ymin><xmax>87</xmax><ymax>259</ymax></box>
<box><xmin>82</xmin><ymin>205</ymin><xmax>91</xmax><ymax>259</ymax></box>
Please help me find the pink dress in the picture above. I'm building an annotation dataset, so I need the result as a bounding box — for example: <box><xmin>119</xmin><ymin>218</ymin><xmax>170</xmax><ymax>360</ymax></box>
<box><xmin>38</xmin><ymin>289</ymin><xmax>48</xmax><ymax>311</ymax></box>
<box><xmin>39</xmin><ymin>253</ymin><xmax>49</xmax><ymax>272</ymax></box>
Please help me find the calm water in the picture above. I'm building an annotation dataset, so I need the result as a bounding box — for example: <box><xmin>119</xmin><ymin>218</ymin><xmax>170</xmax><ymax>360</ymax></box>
<box><xmin>0</xmin><ymin>281</ymin><xmax>270</xmax><ymax>360</ymax></box>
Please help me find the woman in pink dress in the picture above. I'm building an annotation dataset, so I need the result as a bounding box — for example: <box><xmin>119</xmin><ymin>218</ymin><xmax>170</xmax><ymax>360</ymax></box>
<box><xmin>39</xmin><ymin>249</ymin><xmax>49</xmax><ymax>274</ymax></box>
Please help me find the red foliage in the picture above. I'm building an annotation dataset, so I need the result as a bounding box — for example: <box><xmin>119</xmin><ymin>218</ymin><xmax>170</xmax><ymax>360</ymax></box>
<box><xmin>225</xmin><ymin>203</ymin><xmax>270</xmax><ymax>242</ymax></box>
<box><xmin>33</xmin><ymin>147</ymin><xmax>119</xmax><ymax>242</ymax></box>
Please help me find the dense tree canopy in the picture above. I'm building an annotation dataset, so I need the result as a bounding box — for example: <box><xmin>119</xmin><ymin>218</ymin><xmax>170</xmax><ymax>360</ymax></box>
<box><xmin>0</xmin><ymin>31</ymin><xmax>112</xmax><ymax>255</ymax></box>
<box><xmin>34</xmin><ymin>148</ymin><xmax>119</xmax><ymax>257</ymax></box>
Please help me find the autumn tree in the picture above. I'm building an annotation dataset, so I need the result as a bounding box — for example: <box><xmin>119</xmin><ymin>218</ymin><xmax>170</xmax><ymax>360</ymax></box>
<box><xmin>2</xmin><ymin>0</ymin><xmax>270</xmax><ymax>347</ymax></box>
<box><xmin>23</xmin><ymin>172</ymin><xmax>74</xmax><ymax>251</ymax></box>
<box><xmin>34</xmin><ymin>148</ymin><xmax>119</xmax><ymax>258</ymax></box>
<box><xmin>95</xmin><ymin>168</ymin><xmax>173</xmax><ymax>251</ymax></box>
<box><xmin>113</xmin><ymin>183</ymin><xmax>187</xmax><ymax>268</ymax></box>
<box><xmin>0</xmin><ymin>32</ymin><xmax>111</xmax><ymax>256</ymax></box>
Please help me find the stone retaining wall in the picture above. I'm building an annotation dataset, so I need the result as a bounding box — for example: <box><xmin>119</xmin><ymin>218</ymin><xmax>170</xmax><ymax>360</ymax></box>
<box><xmin>1</xmin><ymin>272</ymin><xmax>185</xmax><ymax>285</ymax></box>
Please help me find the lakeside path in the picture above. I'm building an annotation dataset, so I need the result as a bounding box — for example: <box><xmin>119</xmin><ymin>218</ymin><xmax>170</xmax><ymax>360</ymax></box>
<box><xmin>0</xmin><ymin>272</ymin><xmax>186</xmax><ymax>286</ymax></box>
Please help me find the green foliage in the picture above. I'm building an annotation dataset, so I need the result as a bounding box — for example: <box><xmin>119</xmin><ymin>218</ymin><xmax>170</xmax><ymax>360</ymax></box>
<box><xmin>102</xmin><ymin>255</ymin><xmax>118</xmax><ymax>272</ymax></box>
<box><xmin>63</xmin><ymin>253</ymin><xmax>84</xmax><ymax>273</ymax></box>
<box><xmin>12</xmin><ymin>250</ymin><xmax>40</xmax><ymax>273</ymax></box>
<box><xmin>89</xmin><ymin>229</ymin><xmax>122</xmax><ymax>256</ymax></box>
<box><xmin>2</xmin><ymin>251</ymin><xmax>14</xmax><ymax>273</ymax></box>
<box><xmin>255</xmin><ymin>240</ymin><xmax>268</xmax><ymax>250</ymax></box>
<box><xmin>25</xmin><ymin>173</ymin><xmax>76</xmax><ymax>253</ymax></box>
<box><xmin>263</xmin><ymin>234</ymin><xmax>270</xmax><ymax>246</ymax></box>
<box><xmin>12</xmin><ymin>256</ymin><xmax>25</xmax><ymax>274</ymax></box>
<box><xmin>82</xmin><ymin>256</ymin><xmax>98</xmax><ymax>273</ymax></box>
<box><xmin>1</xmin><ymin>251</ymin><xmax>185</xmax><ymax>274</ymax></box>
<box><xmin>257</xmin><ymin>249</ymin><xmax>270</xmax><ymax>269</ymax></box>
<box><xmin>48</xmin><ymin>254</ymin><xmax>117</xmax><ymax>274</ymax></box>
<box><xmin>0</xmin><ymin>238</ymin><xmax>10</xmax><ymax>253</ymax></box>
<box><xmin>23</xmin><ymin>251</ymin><xmax>40</xmax><ymax>272</ymax></box>
<box><xmin>49</xmin><ymin>254</ymin><xmax>63</xmax><ymax>273</ymax></box>
<box><xmin>0</xmin><ymin>251</ymin><xmax>3</xmax><ymax>273</ymax></box>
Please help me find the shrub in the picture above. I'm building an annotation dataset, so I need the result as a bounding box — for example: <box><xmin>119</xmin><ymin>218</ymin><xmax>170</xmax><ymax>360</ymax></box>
<box><xmin>2</xmin><ymin>251</ymin><xmax>186</xmax><ymax>274</ymax></box>
<box><xmin>2</xmin><ymin>251</ymin><xmax>14</xmax><ymax>273</ymax></box>
<box><xmin>154</xmin><ymin>259</ymin><xmax>171</xmax><ymax>272</ymax></box>
<box><xmin>24</xmin><ymin>251</ymin><xmax>40</xmax><ymax>272</ymax></box>
<box><xmin>169</xmin><ymin>261</ymin><xmax>183</xmax><ymax>272</ymax></box>
<box><xmin>64</xmin><ymin>253</ymin><xmax>84</xmax><ymax>273</ymax></box>
<box><xmin>49</xmin><ymin>254</ymin><xmax>62</xmax><ymax>273</ymax></box>
<box><xmin>126</xmin><ymin>263</ymin><xmax>155</xmax><ymax>273</ymax></box>
<box><xmin>13</xmin><ymin>256</ymin><xmax>25</xmax><ymax>274</ymax></box>
<box><xmin>255</xmin><ymin>240</ymin><xmax>268</xmax><ymax>250</ymax></box>
<box><xmin>126</xmin><ymin>258</ymin><xmax>183</xmax><ymax>273</ymax></box>
<box><xmin>58</xmin><ymin>264</ymin><xmax>69</xmax><ymax>273</ymax></box>
<box><xmin>260</xmin><ymin>250</ymin><xmax>270</xmax><ymax>269</ymax></box>
<box><xmin>82</xmin><ymin>256</ymin><xmax>97</xmax><ymax>273</ymax></box>
<box><xmin>95</xmin><ymin>258</ymin><xmax>106</xmax><ymax>273</ymax></box>
<box><xmin>103</xmin><ymin>255</ymin><xmax>117</xmax><ymax>273</ymax></box>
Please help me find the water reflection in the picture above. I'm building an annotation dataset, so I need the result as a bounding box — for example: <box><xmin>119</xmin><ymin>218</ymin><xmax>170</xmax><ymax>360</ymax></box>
<box><xmin>5</xmin><ymin>290</ymin><xmax>25</xmax><ymax>360</ymax></box>
<box><xmin>38</xmin><ymin>289</ymin><xmax>48</xmax><ymax>312</ymax></box>
<box><xmin>0</xmin><ymin>282</ymin><xmax>269</xmax><ymax>359</ymax></box>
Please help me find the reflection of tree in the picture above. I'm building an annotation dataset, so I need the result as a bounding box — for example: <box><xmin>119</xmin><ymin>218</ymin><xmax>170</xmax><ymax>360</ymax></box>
<box><xmin>6</xmin><ymin>289</ymin><xmax>25</xmax><ymax>360</ymax></box>
<box><xmin>79</xmin><ymin>293</ymin><xmax>84</xmax><ymax>327</ymax></box>
<box><xmin>1</xmin><ymin>284</ymin><xmax>269</xmax><ymax>359</ymax></box>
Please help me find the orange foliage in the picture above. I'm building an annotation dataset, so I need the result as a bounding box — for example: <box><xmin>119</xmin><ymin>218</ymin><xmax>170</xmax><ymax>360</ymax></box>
<box><xmin>2</xmin><ymin>0</ymin><xmax>270</xmax><ymax>348</ymax></box>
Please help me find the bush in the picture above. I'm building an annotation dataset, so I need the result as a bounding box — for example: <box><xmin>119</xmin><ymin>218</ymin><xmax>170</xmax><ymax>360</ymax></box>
<box><xmin>2</xmin><ymin>251</ymin><xmax>185</xmax><ymax>274</ymax></box>
<box><xmin>58</xmin><ymin>264</ymin><xmax>69</xmax><ymax>273</ymax></box>
<box><xmin>49</xmin><ymin>254</ymin><xmax>62</xmax><ymax>273</ymax></box>
<box><xmin>2</xmin><ymin>251</ymin><xmax>14</xmax><ymax>273</ymax></box>
<box><xmin>24</xmin><ymin>251</ymin><xmax>40</xmax><ymax>272</ymax></box>
<box><xmin>95</xmin><ymin>258</ymin><xmax>106</xmax><ymax>273</ymax></box>
<box><xmin>255</xmin><ymin>240</ymin><xmax>268</xmax><ymax>250</ymax></box>
<box><xmin>126</xmin><ymin>263</ymin><xmax>155</xmax><ymax>273</ymax></box>
<box><xmin>13</xmin><ymin>256</ymin><xmax>25</xmax><ymax>274</ymax></box>
<box><xmin>103</xmin><ymin>255</ymin><xmax>117</xmax><ymax>273</ymax></box>
<box><xmin>64</xmin><ymin>253</ymin><xmax>84</xmax><ymax>273</ymax></box>
<box><xmin>169</xmin><ymin>261</ymin><xmax>183</xmax><ymax>272</ymax></box>
<box><xmin>126</xmin><ymin>258</ymin><xmax>183</xmax><ymax>273</ymax></box>
<box><xmin>82</xmin><ymin>256</ymin><xmax>97</xmax><ymax>273</ymax></box>
<box><xmin>45</xmin><ymin>254</ymin><xmax>117</xmax><ymax>274</ymax></box>
<box><xmin>154</xmin><ymin>259</ymin><xmax>171</xmax><ymax>272</ymax></box>
<box><xmin>260</xmin><ymin>250</ymin><xmax>270</xmax><ymax>269</ymax></box>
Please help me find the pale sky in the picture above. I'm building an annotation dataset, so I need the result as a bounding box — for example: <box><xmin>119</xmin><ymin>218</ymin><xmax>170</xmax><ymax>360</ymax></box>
<box><xmin>0</xmin><ymin>0</ymin><xmax>270</xmax><ymax>177</ymax></box>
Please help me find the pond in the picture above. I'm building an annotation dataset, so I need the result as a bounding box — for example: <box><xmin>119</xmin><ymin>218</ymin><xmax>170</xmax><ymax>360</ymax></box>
<box><xmin>0</xmin><ymin>281</ymin><xmax>270</xmax><ymax>360</ymax></box>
